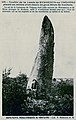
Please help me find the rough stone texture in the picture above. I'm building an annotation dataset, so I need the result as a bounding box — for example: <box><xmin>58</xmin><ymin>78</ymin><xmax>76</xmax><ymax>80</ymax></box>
<box><xmin>27</xmin><ymin>16</ymin><xmax>54</xmax><ymax>98</ymax></box>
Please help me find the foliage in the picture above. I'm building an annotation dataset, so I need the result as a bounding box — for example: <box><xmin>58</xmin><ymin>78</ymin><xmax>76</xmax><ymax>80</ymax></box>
<box><xmin>2</xmin><ymin>69</ymin><xmax>73</xmax><ymax>116</ymax></box>
<box><xmin>2</xmin><ymin>68</ymin><xmax>28</xmax><ymax>115</ymax></box>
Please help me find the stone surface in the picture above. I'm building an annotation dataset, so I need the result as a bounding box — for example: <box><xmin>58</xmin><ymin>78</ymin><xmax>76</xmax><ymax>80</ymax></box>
<box><xmin>27</xmin><ymin>16</ymin><xmax>54</xmax><ymax>97</ymax></box>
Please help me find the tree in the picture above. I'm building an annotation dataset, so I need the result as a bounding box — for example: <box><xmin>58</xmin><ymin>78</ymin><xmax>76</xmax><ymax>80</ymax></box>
<box><xmin>2</xmin><ymin>69</ymin><xmax>28</xmax><ymax>115</ymax></box>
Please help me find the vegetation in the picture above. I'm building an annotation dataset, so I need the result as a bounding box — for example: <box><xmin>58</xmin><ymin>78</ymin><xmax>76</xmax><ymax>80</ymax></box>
<box><xmin>2</xmin><ymin>68</ymin><xmax>28</xmax><ymax>115</ymax></box>
<box><xmin>2</xmin><ymin>68</ymin><xmax>73</xmax><ymax>116</ymax></box>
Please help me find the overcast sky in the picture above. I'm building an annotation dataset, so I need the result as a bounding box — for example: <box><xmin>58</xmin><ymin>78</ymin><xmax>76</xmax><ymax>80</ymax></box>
<box><xmin>0</xmin><ymin>13</ymin><xmax>76</xmax><ymax>78</ymax></box>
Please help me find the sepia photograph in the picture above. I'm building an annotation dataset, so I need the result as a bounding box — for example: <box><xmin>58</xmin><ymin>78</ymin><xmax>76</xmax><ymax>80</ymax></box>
<box><xmin>0</xmin><ymin>0</ymin><xmax>76</xmax><ymax>119</ymax></box>
<box><xmin>1</xmin><ymin>15</ymin><xmax>74</xmax><ymax>116</ymax></box>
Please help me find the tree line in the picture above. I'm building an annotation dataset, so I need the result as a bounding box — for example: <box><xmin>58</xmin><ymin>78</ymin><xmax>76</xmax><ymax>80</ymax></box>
<box><xmin>2</xmin><ymin>68</ymin><xmax>73</xmax><ymax>116</ymax></box>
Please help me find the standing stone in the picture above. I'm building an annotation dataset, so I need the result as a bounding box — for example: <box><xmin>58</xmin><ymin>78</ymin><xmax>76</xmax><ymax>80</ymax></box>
<box><xmin>27</xmin><ymin>16</ymin><xmax>54</xmax><ymax>98</ymax></box>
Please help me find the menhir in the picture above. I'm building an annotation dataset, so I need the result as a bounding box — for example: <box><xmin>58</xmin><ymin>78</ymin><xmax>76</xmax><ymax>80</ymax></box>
<box><xmin>27</xmin><ymin>16</ymin><xmax>54</xmax><ymax>99</ymax></box>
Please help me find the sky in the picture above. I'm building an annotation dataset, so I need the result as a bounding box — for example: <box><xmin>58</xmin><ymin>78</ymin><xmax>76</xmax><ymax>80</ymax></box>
<box><xmin>0</xmin><ymin>13</ymin><xmax>76</xmax><ymax>78</ymax></box>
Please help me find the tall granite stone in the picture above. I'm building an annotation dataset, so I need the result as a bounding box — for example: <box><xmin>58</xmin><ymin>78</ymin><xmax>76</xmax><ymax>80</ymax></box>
<box><xmin>27</xmin><ymin>16</ymin><xmax>54</xmax><ymax>98</ymax></box>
